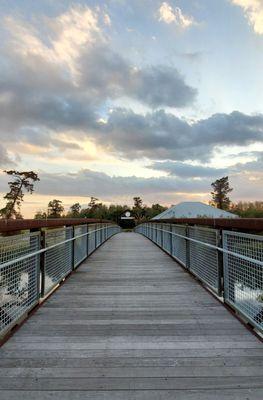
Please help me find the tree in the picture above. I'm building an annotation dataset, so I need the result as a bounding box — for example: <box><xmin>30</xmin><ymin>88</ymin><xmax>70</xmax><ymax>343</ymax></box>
<box><xmin>132</xmin><ymin>196</ymin><xmax>145</xmax><ymax>221</ymax></box>
<box><xmin>47</xmin><ymin>199</ymin><xmax>64</xmax><ymax>218</ymax></box>
<box><xmin>231</xmin><ymin>201</ymin><xmax>263</xmax><ymax>218</ymax></box>
<box><xmin>88</xmin><ymin>197</ymin><xmax>99</xmax><ymax>209</ymax></box>
<box><xmin>34</xmin><ymin>210</ymin><xmax>48</xmax><ymax>219</ymax></box>
<box><xmin>144</xmin><ymin>203</ymin><xmax>168</xmax><ymax>220</ymax></box>
<box><xmin>210</xmin><ymin>176</ymin><xmax>233</xmax><ymax>210</ymax></box>
<box><xmin>133</xmin><ymin>196</ymin><xmax>143</xmax><ymax>209</ymax></box>
<box><xmin>68</xmin><ymin>203</ymin><xmax>81</xmax><ymax>218</ymax></box>
<box><xmin>0</xmin><ymin>170</ymin><xmax>39</xmax><ymax>219</ymax></box>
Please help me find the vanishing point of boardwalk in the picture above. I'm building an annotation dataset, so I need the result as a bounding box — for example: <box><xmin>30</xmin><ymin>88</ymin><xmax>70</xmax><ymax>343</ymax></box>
<box><xmin>0</xmin><ymin>232</ymin><xmax>262</xmax><ymax>399</ymax></box>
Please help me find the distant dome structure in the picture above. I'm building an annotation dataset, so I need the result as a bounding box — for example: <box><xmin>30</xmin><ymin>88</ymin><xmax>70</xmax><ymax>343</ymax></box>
<box><xmin>152</xmin><ymin>201</ymin><xmax>238</xmax><ymax>220</ymax></box>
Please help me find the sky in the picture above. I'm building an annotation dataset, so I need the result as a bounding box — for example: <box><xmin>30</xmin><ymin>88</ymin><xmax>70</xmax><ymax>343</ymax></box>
<box><xmin>0</xmin><ymin>0</ymin><xmax>262</xmax><ymax>217</ymax></box>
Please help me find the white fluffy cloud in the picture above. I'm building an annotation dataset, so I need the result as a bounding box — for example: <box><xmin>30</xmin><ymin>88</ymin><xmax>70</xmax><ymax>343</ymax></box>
<box><xmin>158</xmin><ymin>2</ymin><xmax>196</xmax><ymax>29</ymax></box>
<box><xmin>231</xmin><ymin>0</ymin><xmax>263</xmax><ymax>34</ymax></box>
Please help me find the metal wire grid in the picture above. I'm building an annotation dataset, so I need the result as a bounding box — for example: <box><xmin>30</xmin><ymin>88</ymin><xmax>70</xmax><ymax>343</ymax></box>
<box><xmin>148</xmin><ymin>223</ymin><xmax>153</xmax><ymax>241</ymax></box>
<box><xmin>107</xmin><ymin>225</ymin><xmax>114</xmax><ymax>239</ymax></box>
<box><xmin>171</xmin><ymin>224</ymin><xmax>187</xmax><ymax>267</ymax></box>
<box><xmin>43</xmin><ymin>227</ymin><xmax>73</xmax><ymax>295</ymax></box>
<box><xmin>223</xmin><ymin>231</ymin><xmax>263</xmax><ymax>330</ymax></box>
<box><xmin>88</xmin><ymin>224</ymin><xmax>96</xmax><ymax>255</ymax></box>
<box><xmin>96</xmin><ymin>224</ymin><xmax>101</xmax><ymax>248</ymax></box>
<box><xmin>153</xmin><ymin>223</ymin><xmax>158</xmax><ymax>243</ymax></box>
<box><xmin>0</xmin><ymin>232</ymin><xmax>40</xmax><ymax>335</ymax></box>
<box><xmin>102</xmin><ymin>224</ymin><xmax>106</xmax><ymax>242</ymax></box>
<box><xmin>188</xmin><ymin>226</ymin><xmax>220</xmax><ymax>293</ymax></box>
<box><xmin>162</xmin><ymin>224</ymin><xmax>171</xmax><ymax>253</ymax></box>
<box><xmin>74</xmin><ymin>225</ymin><xmax>88</xmax><ymax>269</ymax></box>
<box><xmin>156</xmin><ymin>224</ymin><xmax>163</xmax><ymax>247</ymax></box>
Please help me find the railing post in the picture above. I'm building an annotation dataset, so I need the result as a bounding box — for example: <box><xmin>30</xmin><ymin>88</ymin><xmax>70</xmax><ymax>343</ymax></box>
<box><xmin>71</xmin><ymin>227</ymin><xmax>75</xmax><ymax>271</ymax></box>
<box><xmin>100</xmin><ymin>224</ymin><xmax>103</xmax><ymax>245</ymax></box>
<box><xmin>94</xmin><ymin>224</ymin><xmax>97</xmax><ymax>248</ymax></box>
<box><xmin>169</xmin><ymin>224</ymin><xmax>173</xmax><ymax>255</ymax></box>
<box><xmin>161</xmin><ymin>224</ymin><xmax>164</xmax><ymax>248</ymax></box>
<box><xmin>218</xmin><ymin>230</ymin><xmax>225</xmax><ymax>299</ymax></box>
<box><xmin>185</xmin><ymin>226</ymin><xmax>190</xmax><ymax>269</ymax></box>
<box><xmin>217</xmin><ymin>234</ymin><xmax>224</xmax><ymax>297</ymax></box>
<box><xmin>40</xmin><ymin>230</ymin><xmax>46</xmax><ymax>298</ymax></box>
<box><xmin>86</xmin><ymin>225</ymin><xmax>89</xmax><ymax>256</ymax></box>
<box><xmin>28</xmin><ymin>232</ymin><xmax>40</xmax><ymax>306</ymax></box>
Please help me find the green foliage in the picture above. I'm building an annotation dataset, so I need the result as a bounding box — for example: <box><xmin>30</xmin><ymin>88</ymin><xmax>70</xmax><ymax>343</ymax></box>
<box><xmin>0</xmin><ymin>170</ymin><xmax>39</xmax><ymax>219</ymax></box>
<box><xmin>68</xmin><ymin>203</ymin><xmax>81</xmax><ymax>218</ymax></box>
<box><xmin>132</xmin><ymin>196</ymin><xmax>144</xmax><ymax>221</ymax></box>
<box><xmin>231</xmin><ymin>201</ymin><xmax>263</xmax><ymax>218</ymax></box>
<box><xmin>34</xmin><ymin>210</ymin><xmax>48</xmax><ymax>219</ymax></box>
<box><xmin>47</xmin><ymin>199</ymin><xmax>64</xmax><ymax>218</ymax></box>
<box><xmin>143</xmin><ymin>203</ymin><xmax>168</xmax><ymax>220</ymax></box>
<box><xmin>211</xmin><ymin>176</ymin><xmax>233</xmax><ymax>210</ymax></box>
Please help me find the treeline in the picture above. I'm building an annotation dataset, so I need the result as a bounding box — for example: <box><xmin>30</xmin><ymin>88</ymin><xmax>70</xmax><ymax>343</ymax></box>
<box><xmin>230</xmin><ymin>202</ymin><xmax>263</xmax><ymax>218</ymax></box>
<box><xmin>34</xmin><ymin>197</ymin><xmax>168</xmax><ymax>222</ymax></box>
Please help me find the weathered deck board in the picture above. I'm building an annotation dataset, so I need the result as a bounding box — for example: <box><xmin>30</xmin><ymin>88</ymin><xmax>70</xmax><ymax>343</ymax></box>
<box><xmin>0</xmin><ymin>232</ymin><xmax>262</xmax><ymax>399</ymax></box>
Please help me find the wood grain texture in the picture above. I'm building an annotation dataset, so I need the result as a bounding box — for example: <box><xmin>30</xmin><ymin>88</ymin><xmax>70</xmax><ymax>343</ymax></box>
<box><xmin>0</xmin><ymin>232</ymin><xmax>262</xmax><ymax>399</ymax></box>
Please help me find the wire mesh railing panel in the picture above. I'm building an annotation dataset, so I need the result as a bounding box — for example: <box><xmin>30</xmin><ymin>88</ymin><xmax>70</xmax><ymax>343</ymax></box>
<box><xmin>102</xmin><ymin>224</ymin><xmax>106</xmax><ymax>242</ymax></box>
<box><xmin>171</xmin><ymin>225</ymin><xmax>187</xmax><ymax>267</ymax></box>
<box><xmin>43</xmin><ymin>227</ymin><xmax>73</xmax><ymax>295</ymax></box>
<box><xmin>156</xmin><ymin>224</ymin><xmax>162</xmax><ymax>246</ymax></box>
<box><xmin>88</xmin><ymin>224</ymin><xmax>96</xmax><ymax>255</ymax></box>
<box><xmin>0</xmin><ymin>232</ymin><xmax>40</xmax><ymax>335</ymax></box>
<box><xmin>162</xmin><ymin>224</ymin><xmax>171</xmax><ymax>253</ymax></box>
<box><xmin>188</xmin><ymin>226</ymin><xmax>220</xmax><ymax>293</ymax></box>
<box><xmin>223</xmin><ymin>231</ymin><xmax>263</xmax><ymax>331</ymax></box>
<box><xmin>96</xmin><ymin>225</ymin><xmax>101</xmax><ymax>248</ymax></box>
<box><xmin>74</xmin><ymin>225</ymin><xmax>88</xmax><ymax>268</ymax></box>
<box><xmin>153</xmin><ymin>223</ymin><xmax>158</xmax><ymax>243</ymax></box>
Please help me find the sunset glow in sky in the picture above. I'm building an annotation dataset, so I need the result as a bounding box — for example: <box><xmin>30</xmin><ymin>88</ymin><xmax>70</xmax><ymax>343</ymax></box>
<box><xmin>0</xmin><ymin>0</ymin><xmax>262</xmax><ymax>217</ymax></box>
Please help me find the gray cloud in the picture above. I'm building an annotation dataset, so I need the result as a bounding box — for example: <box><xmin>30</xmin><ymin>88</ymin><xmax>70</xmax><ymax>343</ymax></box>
<box><xmin>0</xmin><ymin>144</ymin><xmax>14</xmax><ymax>167</ymax></box>
<box><xmin>25</xmin><ymin>168</ymin><xmax>210</xmax><ymax>198</ymax></box>
<box><xmin>0</xmin><ymin>166</ymin><xmax>259</xmax><ymax>205</ymax></box>
<box><xmin>96</xmin><ymin>109</ymin><xmax>263</xmax><ymax>161</ymax></box>
<box><xmin>0</xmin><ymin>9</ymin><xmax>262</xmax><ymax>165</ymax></box>
<box><xmin>148</xmin><ymin>161</ymin><xmax>227</xmax><ymax>178</ymax></box>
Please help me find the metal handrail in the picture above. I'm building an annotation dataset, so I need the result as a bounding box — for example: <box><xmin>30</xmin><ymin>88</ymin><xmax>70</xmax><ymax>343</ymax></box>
<box><xmin>0</xmin><ymin>225</ymin><xmax>118</xmax><ymax>270</ymax></box>
<box><xmin>150</xmin><ymin>226</ymin><xmax>263</xmax><ymax>267</ymax></box>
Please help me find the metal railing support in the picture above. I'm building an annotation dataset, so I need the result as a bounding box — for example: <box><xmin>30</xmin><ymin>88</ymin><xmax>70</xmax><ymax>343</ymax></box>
<box><xmin>40</xmin><ymin>231</ymin><xmax>46</xmax><ymax>298</ymax></box>
<box><xmin>0</xmin><ymin>223</ymin><xmax>121</xmax><ymax>338</ymax></box>
<box><xmin>169</xmin><ymin>224</ymin><xmax>173</xmax><ymax>255</ymax></box>
<box><xmin>217</xmin><ymin>231</ymin><xmax>224</xmax><ymax>297</ymax></box>
<box><xmin>185</xmin><ymin>226</ymin><xmax>190</xmax><ymax>269</ymax></box>
<box><xmin>135</xmin><ymin>222</ymin><xmax>263</xmax><ymax>334</ymax></box>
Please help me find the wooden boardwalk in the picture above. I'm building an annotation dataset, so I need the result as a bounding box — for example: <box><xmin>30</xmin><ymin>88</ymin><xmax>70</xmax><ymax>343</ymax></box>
<box><xmin>0</xmin><ymin>232</ymin><xmax>262</xmax><ymax>399</ymax></box>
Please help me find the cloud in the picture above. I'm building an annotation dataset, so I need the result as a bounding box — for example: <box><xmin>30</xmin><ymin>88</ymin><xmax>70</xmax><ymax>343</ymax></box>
<box><xmin>0</xmin><ymin>164</ymin><xmax>260</xmax><ymax>208</ymax></box>
<box><xmin>231</xmin><ymin>0</ymin><xmax>263</xmax><ymax>34</ymax></box>
<box><xmin>148</xmin><ymin>161</ymin><xmax>227</xmax><ymax>178</ymax></box>
<box><xmin>158</xmin><ymin>2</ymin><xmax>196</xmax><ymax>29</ymax></box>
<box><xmin>0</xmin><ymin>145</ymin><xmax>14</xmax><ymax>167</ymax></box>
<box><xmin>1</xmin><ymin>7</ymin><xmax>196</xmax><ymax>112</ymax></box>
<box><xmin>0</xmin><ymin>4</ymin><xmax>262</xmax><ymax>173</ymax></box>
<box><xmin>79</xmin><ymin>47</ymin><xmax>196</xmax><ymax>107</ymax></box>
<box><xmin>97</xmin><ymin>109</ymin><xmax>263</xmax><ymax>161</ymax></box>
<box><xmin>4</xmin><ymin>6</ymin><xmax>105</xmax><ymax>78</ymax></box>
<box><xmin>15</xmin><ymin>168</ymin><xmax>210</xmax><ymax>199</ymax></box>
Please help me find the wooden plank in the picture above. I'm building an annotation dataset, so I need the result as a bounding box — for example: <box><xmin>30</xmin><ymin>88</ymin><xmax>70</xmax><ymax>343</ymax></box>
<box><xmin>1</xmin><ymin>389</ymin><xmax>263</xmax><ymax>400</ymax></box>
<box><xmin>0</xmin><ymin>232</ymin><xmax>262</xmax><ymax>398</ymax></box>
<box><xmin>0</xmin><ymin>376</ymin><xmax>263</xmax><ymax>390</ymax></box>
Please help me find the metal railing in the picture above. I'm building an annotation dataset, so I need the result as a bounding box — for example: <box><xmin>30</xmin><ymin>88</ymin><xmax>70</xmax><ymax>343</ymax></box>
<box><xmin>135</xmin><ymin>223</ymin><xmax>263</xmax><ymax>333</ymax></box>
<box><xmin>0</xmin><ymin>223</ymin><xmax>120</xmax><ymax>337</ymax></box>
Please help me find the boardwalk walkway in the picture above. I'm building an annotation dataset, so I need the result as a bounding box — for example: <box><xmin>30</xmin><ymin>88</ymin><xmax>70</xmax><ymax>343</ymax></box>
<box><xmin>0</xmin><ymin>232</ymin><xmax>262</xmax><ymax>399</ymax></box>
